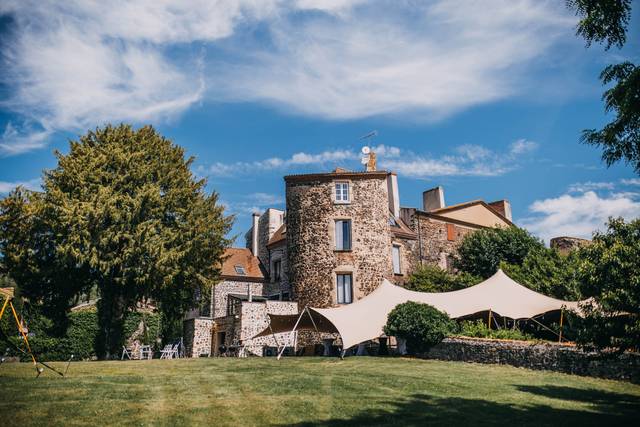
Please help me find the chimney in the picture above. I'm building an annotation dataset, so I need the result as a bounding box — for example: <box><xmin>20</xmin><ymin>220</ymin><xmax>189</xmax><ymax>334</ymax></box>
<box><xmin>423</xmin><ymin>186</ymin><xmax>445</xmax><ymax>211</ymax></box>
<box><xmin>251</xmin><ymin>212</ymin><xmax>260</xmax><ymax>256</ymax></box>
<box><xmin>387</xmin><ymin>173</ymin><xmax>400</xmax><ymax>218</ymax></box>
<box><xmin>366</xmin><ymin>152</ymin><xmax>377</xmax><ymax>172</ymax></box>
<box><xmin>489</xmin><ymin>200</ymin><xmax>512</xmax><ymax>221</ymax></box>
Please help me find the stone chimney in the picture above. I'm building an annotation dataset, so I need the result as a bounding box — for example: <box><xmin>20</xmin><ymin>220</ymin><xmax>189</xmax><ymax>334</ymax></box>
<box><xmin>387</xmin><ymin>173</ymin><xmax>400</xmax><ymax>217</ymax></box>
<box><xmin>423</xmin><ymin>186</ymin><xmax>445</xmax><ymax>211</ymax></box>
<box><xmin>366</xmin><ymin>152</ymin><xmax>377</xmax><ymax>172</ymax></box>
<box><xmin>488</xmin><ymin>200</ymin><xmax>512</xmax><ymax>221</ymax></box>
<box><xmin>251</xmin><ymin>212</ymin><xmax>260</xmax><ymax>256</ymax></box>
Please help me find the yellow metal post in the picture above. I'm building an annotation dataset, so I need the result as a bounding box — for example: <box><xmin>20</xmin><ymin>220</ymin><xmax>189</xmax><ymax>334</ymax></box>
<box><xmin>0</xmin><ymin>296</ymin><xmax>9</xmax><ymax>320</ymax></box>
<box><xmin>10</xmin><ymin>301</ymin><xmax>37</xmax><ymax>365</ymax></box>
<box><xmin>558</xmin><ymin>309</ymin><xmax>564</xmax><ymax>343</ymax></box>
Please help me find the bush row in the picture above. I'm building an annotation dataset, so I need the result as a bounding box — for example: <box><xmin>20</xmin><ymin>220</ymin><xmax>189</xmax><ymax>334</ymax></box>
<box><xmin>0</xmin><ymin>299</ymin><xmax>161</xmax><ymax>361</ymax></box>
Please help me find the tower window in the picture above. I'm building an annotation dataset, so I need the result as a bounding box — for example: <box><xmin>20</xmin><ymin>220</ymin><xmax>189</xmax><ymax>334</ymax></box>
<box><xmin>335</xmin><ymin>219</ymin><xmax>352</xmax><ymax>251</ymax></box>
<box><xmin>392</xmin><ymin>245</ymin><xmax>401</xmax><ymax>274</ymax></box>
<box><xmin>335</xmin><ymin>182</ymin><xmax>350</xmax><ymax>203</ymax></box>
<box><xmin>337</xmin><ymin>274</ymin><xmax>353</xmax><ymax>304</ymax></box>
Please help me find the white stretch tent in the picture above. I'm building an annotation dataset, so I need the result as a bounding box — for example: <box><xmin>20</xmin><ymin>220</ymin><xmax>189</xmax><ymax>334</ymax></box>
<box><xmin>254</xmin><ymin>269</ymin><xmax>583</xmax><ymax>350</ymax></box>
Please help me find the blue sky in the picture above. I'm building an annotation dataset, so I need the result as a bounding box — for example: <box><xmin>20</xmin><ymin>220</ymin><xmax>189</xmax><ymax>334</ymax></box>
<box><xmin>1</xmin><ymin>0</ymin><xmax>639</xmax><ymax>244</ymax></box>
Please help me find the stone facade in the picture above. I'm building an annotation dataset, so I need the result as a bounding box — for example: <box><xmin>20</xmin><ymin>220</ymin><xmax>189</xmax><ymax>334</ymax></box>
<box><xmin>550</xmin><ymin>236</ymin><xmax>591</xmax><ymax>255</ymax></box>
<box><xmin>286</xmin><ymin>172</ymin><xmax>394</xmax><ymax>308</ymax></box>
<box><xmin>183</xmin><ymin>318</ymin><xmax>214</xmax><ymax>357</ymax></box>
<box><xmin>401</xmin><ymin>208</ymin><xmax>478</xmax><ymax>271</ymax></box>
<box><xmin>423</xmin><ymin>337</ymin><xmax>640</xmax><ymax>383</ymax></box>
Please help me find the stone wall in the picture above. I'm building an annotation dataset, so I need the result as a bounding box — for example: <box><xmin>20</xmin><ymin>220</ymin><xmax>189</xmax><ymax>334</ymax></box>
<box><xmin>212</xmin><ymin>280</ymin><xmax>267</xmax><ymax>319</ymax></box>
<box><xmin>183</xmin><ymin>318</ymin><xmax>214</xmax><ymax>358</ymax></box>
<box><xmin>286</xmin><ymin>173</ymin><xmax>394</xmax><ymax>308</ymax></box>
<box><xmin>550</xmin><ymin>236</ymin><xmax>591</xmax><ymax>255</ymax></box>
<box><xmin>257</xmin><ymin>209</ymin><xmax>284</xmax><ymax>270</ymax></box>
<box><xmin>406</xmin><ymin>211</ymin><xmax>477</xmax><ymax>271</ymax></box>
<box><xmin>422</xmin><ymin>337</ymin><xmax>640</xmax><ymax>383</ymax></box>
<box><xmin>239</xmin><ymin>300</ymin><xmax>298</xmax><ymax>356</ymax></box>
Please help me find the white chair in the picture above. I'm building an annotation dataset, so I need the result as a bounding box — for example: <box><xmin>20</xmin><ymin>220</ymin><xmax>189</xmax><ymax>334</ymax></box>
<box><xmin>159</xmin><ymin>344</ymin><xmax>173</xmax><ymax>359</ymax></box>
<box><xmin>121</xmin><ymin>346</ymin><xmax>132</xmax><ymax>360</ymax></box>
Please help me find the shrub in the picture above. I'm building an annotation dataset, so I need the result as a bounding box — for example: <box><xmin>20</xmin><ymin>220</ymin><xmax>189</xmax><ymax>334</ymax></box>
<box><xmin>405</xmin><ymin>265</ymin><xmax>481</xmax><ymax>293</ymax></box>
<box><xmin>383</xmin><ymin>301</ymin><xmax>456</xmax><ymax>354</ymax></box>
<box><xmin>454</xmin><ymin>226</ymin><xmax>544</xmax><ymax>278</ymax></box>
<box><xmin>457</xmin><ymin>320</ymin><xmax>533</xmax><ymax>341</ymax></box>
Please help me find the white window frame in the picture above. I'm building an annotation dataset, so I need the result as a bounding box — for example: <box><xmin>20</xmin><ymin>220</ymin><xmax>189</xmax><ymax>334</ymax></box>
<box><xmin>392</xmin><ymin>244</ymin><xmax>402</xmax><ymax>275</ymax></box>
<box><xmin>334</xmin><ymin>181</ymin><xmax>350</xmax><ymax>204</ymax></box>
<box><xmin>336</xmin><ymin>273</ymin><xmax>353</xmax><ymax>304</ymax></box>
<box><xmin>335</xmin><ymin>219</ymin><xmax>352</xmax><ymax>251</ymax></box>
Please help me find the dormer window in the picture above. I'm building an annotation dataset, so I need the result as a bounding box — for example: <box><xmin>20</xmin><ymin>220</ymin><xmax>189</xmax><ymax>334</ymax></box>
<box><xmin>234</xmin><ymin>265</ymin><xmax>246</xmax><ymax>276</ymax></box>
<box><xmin>335</xmin><ymin>182</ymin><xmax>350</xmax><ymax>203</ymax></box>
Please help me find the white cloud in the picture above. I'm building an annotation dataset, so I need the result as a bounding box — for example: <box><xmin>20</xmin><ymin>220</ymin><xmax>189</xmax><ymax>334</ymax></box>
<box><xmin>520</xmin><ymin>191</ymin><xmax>640</xmax><ymax>243</ymax></box>
<box><xmin>379</xmin><ymin>139</ymin><xmax>538</xmax><ymax>179</ymax></box>
<box><xmin>567</xmin><ymin>181</ymin><xmax>615</xmax><ymax>193</ymax></box>
<box><xmin>0</xmin><ymin>123</ymin><xmax>52</xmax><ymax>156</ymax></box>
<box><xmin>202</xmin><ymin>148</ymin><xmax>358</xmax><ymax>176</ymax></box>
<box><xmin>0</xmin><ymin>178</ymin><xmax>42</xmax><ymax>194</ymax></box>
<box><xmin>221</xmin><ymin>192</ymin><xmax>285</xmax><ymax>217</ymax></box>
<box><xmin>1</xmin><ymin>0</ymin><xmax>575</xmax><ymax>154</ymax></box>
<box><xmin>621</xmin><ymin>178</ymin><xmax>640</xmax><ymax>186</ymax></box>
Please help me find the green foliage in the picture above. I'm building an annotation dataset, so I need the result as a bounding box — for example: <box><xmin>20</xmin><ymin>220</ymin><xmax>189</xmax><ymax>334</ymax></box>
<box><xmin>1</xmin><ymin>305</ymin><xmax>161</xmax><ymax>361</ymax></box>
<box><xmin>500</xmin><ymin>247</ymin><xmax>582</xmax><ymax>300</ymax></box>
<box><xmin>581</xmin><ymin>62</ymin><xmax>640</xmax><ymax>173</ymax></box>
<box><xmin>384</xmin><ymin>301</ymin><xmax>456</xmax><ymax>354</ymax></box>
<box><xmin>457</xmin><ymin>320</ymin><xmax>533</xmax><ymax>341</ymax></box>
<box><xmin>566</xmin><ymin>1</ymin><xmax>639</xmax><ymax>173</ymax></box>
<box><xmin>574</xmin><ymin>218</ymin><xmax>640</xmax><ymax>353</ymax></box>
<box><xmin>405</xmin><ymin>265</ymin><xmax>481</xmax><ymax>293</ymax></box>
<box><xmin>454</xmin><ymin>226</ymin><xmax>544</xmax><ymax>278</ymax></box>
<box><xmin>567</xmin><ymin>0</ymin><xmax>632</xmax><ymax>50</ymax></box>
<box><xmin>0</xmin><ymin>124</ymin><xmax>232</xmax><ymax>358</ymax></box>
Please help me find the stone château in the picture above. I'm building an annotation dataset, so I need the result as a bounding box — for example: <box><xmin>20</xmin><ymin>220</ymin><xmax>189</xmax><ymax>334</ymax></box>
<box><xmin>184</xmin><ymin>154</ymin><xmax>514</xmax><ymax>357</ymax></box>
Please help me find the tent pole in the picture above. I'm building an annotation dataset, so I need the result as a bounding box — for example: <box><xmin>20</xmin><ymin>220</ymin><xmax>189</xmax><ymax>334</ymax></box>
<box><xmin>277</xmin><ymin>306</ymin><xmax>306</xmax><ymax>360</ymax></box>
<box><xmin>488</xmin><ymin>309</ymin><xmax>492</xmax><ymax>330</ymax></box>
<box><xmin>558</xmin><ymin>309</ymin><xmax>564</xmax><ymax>343</ymax></box>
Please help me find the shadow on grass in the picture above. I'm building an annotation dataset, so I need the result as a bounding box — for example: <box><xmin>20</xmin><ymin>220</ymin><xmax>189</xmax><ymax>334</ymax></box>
<box><xmin>284</xmin><ymin>387</ymin><xmax>640</xmax><ymax>427</ymax></box>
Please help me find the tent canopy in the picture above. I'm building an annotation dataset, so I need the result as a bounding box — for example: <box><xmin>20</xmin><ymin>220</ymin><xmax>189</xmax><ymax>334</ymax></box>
<box><xmin>254</xmin><ymin>269</ymin><xmax>583</xmax><ymax>349</ymax></box>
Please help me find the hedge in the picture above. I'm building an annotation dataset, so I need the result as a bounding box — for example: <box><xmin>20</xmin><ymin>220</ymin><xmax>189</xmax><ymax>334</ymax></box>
<box><xmin>0</xmin><ymin>301</ymin><xmax>161</xmax><ymax>361</ymax></box>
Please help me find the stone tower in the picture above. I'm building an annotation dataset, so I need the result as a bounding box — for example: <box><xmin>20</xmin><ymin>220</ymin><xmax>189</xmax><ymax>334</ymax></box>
<box><xmin>285</xmin><ymin>170</ymin><xmax>394</xmax><ymax>308</ymax></box>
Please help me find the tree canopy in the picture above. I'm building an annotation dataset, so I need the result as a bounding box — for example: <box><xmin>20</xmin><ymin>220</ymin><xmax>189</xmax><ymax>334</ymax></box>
<box><xmin>454</xmin><ymin>226</ymin><xmax>545</xmax><ymax>279</ymax></box>
<box><xmin>0</xmin><ymin>124</ymin><xmax>232</xmax><ymax>358</ymax></box>
<box><xmin>405</xmin><ymin>265</ymin><xmax>480</xmax><ymax>293</ymax></box>
<box><xmin>567</xmin><ymin>0</ymin><xmax>639</xmax><ymax>173</ymax></box>
<box><xmin>574</xmin><ymin>217</ymin><xmax>640</xmax><ymax>354</ymax></box>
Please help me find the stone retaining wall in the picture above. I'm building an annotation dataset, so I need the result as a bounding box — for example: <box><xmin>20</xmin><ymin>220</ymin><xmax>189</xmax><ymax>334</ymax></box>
<box><xmin>422</xmin><ymin>337</ymin><xmax>640</xmax><ymax>383</ymax></box>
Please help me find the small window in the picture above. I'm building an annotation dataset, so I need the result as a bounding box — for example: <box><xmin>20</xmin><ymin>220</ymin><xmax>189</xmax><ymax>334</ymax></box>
<box><xmin>234</xmin><ymin>265</ymin><xmax>246</xmax><ymax>275</ymax></box>
<box><xmin>392</xmin><ymin>245</ymin><xmax>401</xmax><ymax>274</ymax></box>
<box><xmin>335</xmin><ymin>219</ymin><xmax>352</xmax><ymax>250</ymax></box>
<box><xmin>272</xmin><ymin>259</ymin><xmax>282</xmax><ymax>282</ymax></box>
<box><xmin>337</xmin><ymin>274</ymin><xmax>353</xmax><ymax>304</ymax></box>
<box><xmin>335</xmin><ymin>182</ymin><xmax>350</xmax><ymax>203</ymax></box>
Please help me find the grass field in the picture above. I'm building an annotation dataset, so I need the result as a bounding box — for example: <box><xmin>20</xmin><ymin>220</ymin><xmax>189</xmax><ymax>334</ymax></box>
<box><xmin>0</xmin><ymin>357</ymin><xmax>638</xmax><ymax>426</ymax></box>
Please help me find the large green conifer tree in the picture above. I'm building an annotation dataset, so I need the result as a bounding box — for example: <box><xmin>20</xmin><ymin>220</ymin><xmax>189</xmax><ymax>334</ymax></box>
<box><xmin>0</xmin><ymin>124</ymin><xmax>232</xmax><ymax>358</ymax></box>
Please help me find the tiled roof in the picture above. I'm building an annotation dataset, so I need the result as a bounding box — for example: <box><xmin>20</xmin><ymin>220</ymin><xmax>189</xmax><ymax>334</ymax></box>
<box><xmin>220</xmin><ymin>248</ymin><xmax>267</xmax><ymax>282</ymax></box>
<box><xmin>267</xmin><ymin>224</ymin><xmax>286</xmax><ymax>246</ymax></box>
<box><xmin>390</xmin><ymin>215</ymin><xmax>417</xmax><ymax>239</ymax></box>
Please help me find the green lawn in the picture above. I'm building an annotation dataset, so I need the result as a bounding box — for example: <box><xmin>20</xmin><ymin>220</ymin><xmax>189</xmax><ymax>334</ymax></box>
<box><xmin>0</xmin><ymin>357</ymin><xmax>638</xmax><ymax>426</ymax></box>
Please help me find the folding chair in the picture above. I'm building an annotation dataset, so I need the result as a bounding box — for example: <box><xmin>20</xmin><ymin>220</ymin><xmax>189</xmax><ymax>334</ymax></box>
<box><xmin>121</xmin><ymin>346</ymin><xmax>132</xmax><ymax>360</ymax></box>
<box><xmin>160</xmin><ymin>344</ymin><xmax>173</xmax><ymax>359</ymax></box>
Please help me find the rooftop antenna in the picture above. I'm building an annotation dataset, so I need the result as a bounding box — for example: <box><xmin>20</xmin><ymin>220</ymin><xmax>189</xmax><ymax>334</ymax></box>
<box><xmin>359</xmin><ymin>131</ymin><xmax>378</xmax><ymax>171</ymax></box>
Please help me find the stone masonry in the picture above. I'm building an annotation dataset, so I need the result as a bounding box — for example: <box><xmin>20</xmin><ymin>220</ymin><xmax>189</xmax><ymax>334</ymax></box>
<box><xmin>423</xmin><ymin>337</ymin><xmax>640</xmax><ymax>383</ymax></box>
<box><xmin>286</xmin><ymin>172</ymin><xmax>394</xmax><ymax>308</ymax></box>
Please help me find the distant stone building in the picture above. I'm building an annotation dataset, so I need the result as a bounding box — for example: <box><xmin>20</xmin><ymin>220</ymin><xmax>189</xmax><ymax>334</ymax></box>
<box><xmin>184</xmin><ymin>152</ymin><xmax>513</xmax><ymax>356</ymax></box>
<box><xmin>550</xmin><ymin>236</ymin><xmax>591</xmax><ymax>255</ymax></box>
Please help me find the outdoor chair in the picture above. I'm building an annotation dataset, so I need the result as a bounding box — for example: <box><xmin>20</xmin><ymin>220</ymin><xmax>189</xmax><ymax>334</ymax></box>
<box><xmin>121</xmin><ymin>346</ymin><xmax>132</xmax><ymax>360</ymax></box>
<box><xmin>139</xmin><ymin>345</ymin><xmax>153</xmax><ymax>360</ymax></box>
<box><xmin>159</xmin><ymin>344</ymin><xmax>173</xmax><ymax>359</ymax></box>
